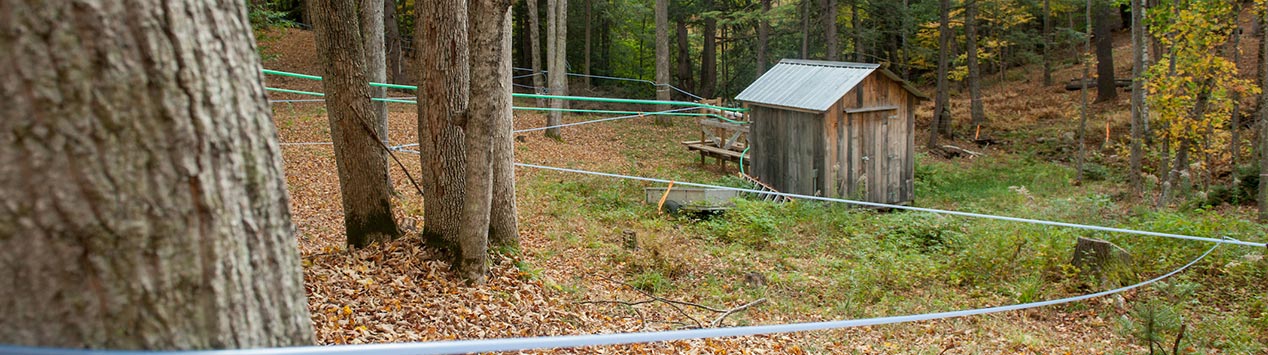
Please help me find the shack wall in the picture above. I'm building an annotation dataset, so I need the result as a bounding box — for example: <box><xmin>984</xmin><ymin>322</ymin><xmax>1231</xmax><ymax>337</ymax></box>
<box><xmin>750</xmin><ymin>105</ymin><xmax>824</xmax><ymax>196</ymax></box>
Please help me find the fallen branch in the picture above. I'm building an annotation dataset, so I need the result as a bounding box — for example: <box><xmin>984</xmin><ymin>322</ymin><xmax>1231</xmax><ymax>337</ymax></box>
<box><xmin>710</xmin><ymin>298</ymin><xmax>768</xmax><ymax>327</ymax></box>
<box><xmin>578</xmin><ymin>277</ymin><xmax>767</xmax><ymax>329</ymax></box>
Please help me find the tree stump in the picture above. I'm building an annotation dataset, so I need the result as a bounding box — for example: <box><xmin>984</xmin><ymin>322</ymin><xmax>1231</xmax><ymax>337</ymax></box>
<box><xmin>1071</xmin><ymin>237</ymin><xmax>1136</xmax><ymax>287</ymax></box>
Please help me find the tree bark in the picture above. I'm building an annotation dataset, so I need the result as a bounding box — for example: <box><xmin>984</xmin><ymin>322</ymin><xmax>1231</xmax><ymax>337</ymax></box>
<box><xmin>824</xmin><ymin>0</ymin><xmax>838</xmax><ymax>61</ymax></box>
<box><xmin>1093</xmin><ymin>0</ymin><xmax>1117</xmax><ymax>103</ymax></box>
<box><xmin>852</xmin><ymin>0</ymin><xmax>863</xmax><ymax>61</ymax></box>
<box><xmin>584</xmin><ymin>0</ymin><xmax>593</xmax><ymax>90</ymax></box>
<box><xmin>1259</xmin><ymin>3</ymin><xmax>1268</xmax><ymax>221</ymax></box>
<box><xmin>528</xmin><ymin>0</ymin><xmax>546</xmax><ymax>107</ymax></box>
<box><xmin>417</xmin><ymin>0</ymin><xmax>470</xmax><ymax>255</ymax></box>
<box><xmin>800</xmin><ymin>0</ymin><xmax>811</xmax><ymax>59</ymax></box>
<box><xmin>1043</xmin><ymin>0</ymin><xmax>1053</xmax><ymax>86</ymax></box>
<box><xmin>676</xmin><ymin>19</ymin><xmax>695</xmax><ymax>94</ymax></box>
<box><xmin>967</xmin><ymin>0</ymin><xmax>985</xmax><ymax>129</ymax></box>
<box><xmin>757</xmin><ymin>0</ymin><xmax>771</xmax><ymax>75</ymax></box>
<box><xmin>701</xmin><ymin>0</ymin><xmax>718</xmax><ymax>99</ymax></box>
<box><xmin>489</xmin><ymin>3</ymin><xmax>521</xmax><ymax>251</ymax></box>
<box><xmin>361</xmin><ymin>0</ymin><xmax>388</xmax><ymax>141</ymax></box>
<box><xmin>0</xmin><ymin>0</ymin><xmax>314</xmax><ymax>348</ymax></box>
<box><xmin>313</xmin><ymin>0</ymin><xmax>401</xmax><ymax>248</ymax></box>
<box><xmin>654</xmin><ymin>0</ymin><xmax>672</xmax><ymax>124</ymax></box>
<box><xmin>1077</xmin><ymin>0</ymin><xmax>1092</xmax><ymax>183</ymax></box>
<box><xmin>385</xmin><ymin>0</ymin><xmax>406</xmax><ymax>84</ymax></box>
<box><xmin>1129</xmin><ymin>0</ymin><xmax>1147</xmax><ymax>195</ymax></box>
<box><xmin>1228</xmin><ymin>6</ymin><xmax>1242</xmax><ymax>168</ymax></box>
<box><xmin>930</xmin><ymin>0</ymin><xmax>952</xmax><ymax>145</ymax></box>
<box><xmin>545</xmin><ymin>0</ymin><xmax>568</xmax><ymax>139</ymax></box>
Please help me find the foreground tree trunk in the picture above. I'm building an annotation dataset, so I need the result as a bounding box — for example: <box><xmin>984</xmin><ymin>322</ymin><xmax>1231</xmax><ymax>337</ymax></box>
<box><xmin>0</xmin><ymin>0</ymin><xmax>314</xmax><ymax>347</ymax></box>
<box><xmin>1093</xmin><ymin>0</ymin><xmax>1117</xmax><ymax>103</ymax></box>
<box><xmin>654</xmin><ymin>0</ymin><xmax>672</xmax><ymax>123</ymax></box>
<box><xmin>417</xmin><ymin>0</ymin><xmax>470</xmax><ymax>252</ymax></box>
<box><xmin>1259</xmin><ymin>4</ymin><xmax>1268</xmax><ymax>221</ymax></box>
<box><xmin>490</xmin><ymin>11</ymin><xmax>521</xmax><ymax>250</ymax></box>
<box><xmin>313</xmin><ymin>0</ymin><xmax>401</xmax><ymax>248</ymax></box>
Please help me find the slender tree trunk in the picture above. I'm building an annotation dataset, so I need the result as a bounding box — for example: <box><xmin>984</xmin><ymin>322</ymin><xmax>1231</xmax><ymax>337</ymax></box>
<box><xmin>361</xmin><ymin>0</ymin><xmax>389</xmax><ymax>142</ymax></box>
<box><xmin>757</xmin><ymin>0</ymin><xmax>771</xmax><ymax>75</ymax></box>
<box><xmin>852</xmin><ymin>0</ymin><xmax>863</xmax><ymax>61</ymax></box>
<box><xmin>1129</xmin><ymin>0</ymin><xmax>1147</xmax><ymax>195</ymax></box>
<box><xmin>1229</xmin><ymin>8</ymin><xmax>1243</xmax><ymax>168</ymax></box>
<box><xmin>417</xmin><ymin>0</ymin><xmax>470</xmax><ymax>255</ymax></box>
<box><xmin>489</xmin><ymin>9</ymin><xmax>520</xmax><ymax>250</ymax></box>
<box><xmin>1043</xmin><ymin>0</ymin><xmax>1053</xmax><ymax>86</ymax></box>
<box><xmin>385</xmin><ymin>0</ymin><xmax>405</xmax><ymax>84</ymax></box>
<box><xmin>314</xmin><ymin>0</ymin><xmax>401</xmax><ymax>248</ymax></box>
<box><xmin>655</xmin><ymin>0</ymin><xmax>672</xmax><ymax>124</ymax></box>
<box><xmin>529</xmin><ymin>0</ymin><xmax>546</xmax><ymax>107</ymax></box>
<box><xmin>930</xmin><ymin>0</ymin><xmax>952</xmax><ymax>147</ymax></box>
<box><xmin>701</xmin><ymin>0</ymin><xmax>718</xmax><ymax>99</ymax></box>
<box><xmin>1161</xmin><ymin>81</ymin><xmax>1214</xmax><ymax>207</ymax></box>
<box><xmin>1094</xmin><ymin>0</ymin><xmax>1117</xmax><ymax>103</ymax></box>
<box><xmin>967</xmin><ymin>0</ymin><xmax>985</xmax><ymax>129</ymax></box>
<box><xmin>1077</xmin><ymin>0</ymin><xmax>1092</xmax><ymax>183</ymax></box>
<box><xmin>801</xmin><ymin>0</ymin><xmax>810</xmax><ymax>59</ymax></box>
<box><xmin>0</xmin><ymin>0</ymin><xmax>314</xmax><ymax>347</ymax></box>
<box><xmin>584</xmin><ymin>0</ymin><xmax>593</xmax><ymax>89</ymax></box>
<box><xmin>824</xmin><ymin>0</ymin><xmax>838</xmax><ymax>61</ymax></box>
<box><xmin>545</xmin><ymin>0</ymin><xmax>568</xmax><ymax>139</ymax></box>
<box><xmin>676</xmin><ymin>19</ymin><xmax>695</xmax><ymax>94</ymax></box>
<box><xmin>1259</xmin><ymin>3</ymin><xmax>1268</xmax><ymax>221</ymax></box>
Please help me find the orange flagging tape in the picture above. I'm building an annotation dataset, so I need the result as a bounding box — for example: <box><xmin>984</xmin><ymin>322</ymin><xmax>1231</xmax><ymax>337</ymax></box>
<box><xmin>656</xmin><ymin>181</ymin><xmax>675</xmax><ymax>214</ymax></box>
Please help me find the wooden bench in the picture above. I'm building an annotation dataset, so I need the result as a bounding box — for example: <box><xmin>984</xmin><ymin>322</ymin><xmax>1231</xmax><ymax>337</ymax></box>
<box><xmin>682</xmin><ymin>118</ymin><xmax>750</xmax><ymax>171</ymax></box>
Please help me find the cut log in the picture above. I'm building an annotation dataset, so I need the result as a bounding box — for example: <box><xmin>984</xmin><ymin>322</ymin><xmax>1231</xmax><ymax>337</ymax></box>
<box><xmin>1064</xmin><ymin>78</ymin><xmax>1132</xmax><ymax>91</ymax></box>
<box><xmin>1071</xmin><ymin>237</ymin><xmax>1136</xmax><ymax>287</ymax></box>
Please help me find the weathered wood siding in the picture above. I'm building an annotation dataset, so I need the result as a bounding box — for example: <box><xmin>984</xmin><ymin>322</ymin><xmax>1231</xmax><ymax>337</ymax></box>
<box><xmin>750</xmin><ymin>105</ymin><xmax>824</xmax><ymax>196</ymax></box>
<box><xmin>749</xmin><ymin>71</ymin><xmax>916</xmax><ymax>205</ymax></box>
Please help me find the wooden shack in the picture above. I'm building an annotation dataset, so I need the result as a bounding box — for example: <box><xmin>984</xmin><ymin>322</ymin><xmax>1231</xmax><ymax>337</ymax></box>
<box><xmin>735</xmin><ymin>59</ymin><xmax>929</xmax><ymax>205</ymax></box>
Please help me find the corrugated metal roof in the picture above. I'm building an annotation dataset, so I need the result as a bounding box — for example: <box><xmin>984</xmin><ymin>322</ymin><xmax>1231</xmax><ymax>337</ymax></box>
<box><xmin>734</xmin><ymin>59</ymin><xmax>879</xmax><ymax>112</ymax></box>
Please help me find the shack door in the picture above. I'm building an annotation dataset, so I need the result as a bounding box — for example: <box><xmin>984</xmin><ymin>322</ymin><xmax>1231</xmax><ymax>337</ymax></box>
<box><xmin>853</xmin><ymin>110</ymin><xmax>900</xmax><ymax>204</ymax></box>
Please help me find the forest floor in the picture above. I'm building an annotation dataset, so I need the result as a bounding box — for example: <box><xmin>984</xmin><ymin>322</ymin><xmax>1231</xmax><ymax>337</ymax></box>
<box><xmin>261</xmin><ymin>25</ymin><xmax>1266</xmax><ymax>354</ymax></box>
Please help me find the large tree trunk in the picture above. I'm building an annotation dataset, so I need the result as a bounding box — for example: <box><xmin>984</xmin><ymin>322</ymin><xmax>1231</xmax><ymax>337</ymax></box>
<box><xmin>545</xmin><ymin>0</ymin><xmax>568</xmax><ymax>139</ymax></box>
<box><xmin>701</xmin><ymin>0</ymin><xmax>718</xmax><ymax>99</ymax></box>
<box><xmin>966</xmin><ymin>0</ymin><xmax>985</xmax><ymax>129</ymax></box>
<box><xmin>930</xmin><ymin>0</ymin><xmax>952</xmax><ymax>145</ymax></box>
<box><xmin>1093</xmin><ymin>0</ymin><xmax>1118</xmax><ymax>103</ymax></box>
<box><xmin>0</xmin><ymin>0</ymin><xmax>314</xmax><ymax>348</ymax></box>
<box><xmin>824</xmin><ymin>0</ymin><xmax>838</xmax><ymax>61</ymax></box>
<box><xmin>417</xmin><ymin>0</ymin><xmax>470</xmax><ymax>255</ymax></box>
<box><xmin>1043</xmin><ymin>0</ymin><xmax>1053</xmax><ymax>86</ymax></box>
<box><xmin>490</xmin><ymin>10</ymin><xmax>520</xmax><ymax>250</ymax></box>
<box><xmin>461</xmin><ymin>0</ymin><xmax>514</xmax><ymax>284</ymax></box>
<box><xmin>528</xmin><ymin>0</ymin><xmax>546</xmax><ymax>107</ymax></box>
<box><xmin>757</xmin><ymin>0</ymin><xmax>771</xmax><ymax>75</ymax></box>
<box><xmin>676</xmin><ymin>19</ymin><xmax>695</xmax><ymax>94</ymax></box>
<box><xmin>313</xmin><ymin>0</ymin><xmax>401</xmax><ymax>248</ymax></box>
<box><xmin>361</xmin><ymin>0</ymin><xmax>388</xmax><ymax>141</ymax></box>
<box><xmin>654</xmin><ymin>0</ymin><xmax>671</xmax><ymax>124</ymax></box>
<box><xmin>385</xmin><ymin>0</ymin><xmax>406</xmax><ymax>84</ymax></box>
<box><xmin>1129</xmin><ymin>0</ymin><xmax>1147</xmax><ymax>195</ymax></box>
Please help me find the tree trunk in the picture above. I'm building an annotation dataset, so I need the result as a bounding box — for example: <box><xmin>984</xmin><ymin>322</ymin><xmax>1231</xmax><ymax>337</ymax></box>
<box><xmin>701</xmin><ymin>0</ymin><xmax>718</xmax><ymax>99</ymax></box>
<box><xmin>385</xmin><ymin>0</ymin><xmax>406</xmax><ymax>84</ymax></box>
<box><xmin>1161</xmin><ymin>81</ymin><xmax>1214</xmax><ymax>207</ymax></box>
<box><xmin>676</xmin><ymin>19</ymin><xmax>695</xmax><ymax>94</ymax></box>
<box><xmin>0</xmin><ymin>0</ymin><xmax>314</xmax><ymax>348</ymax></box>
<box><xmin>1093</xmin><ymin>0</ymin><xmax>1117</xmax><ymax>103</ymax></box>
<box><xmin>930</xmin><ymin>0</ymin><xmax>952</xmax><ymax>144</ymax></box>
<box><xmin>824</xmin><ymin>0</ymin><xmax>838</xmax><ymax>61</ymax></box>
<box><xmin>654</xmin><ymin>0</ymin><xmax>672</xmax><ymax>124</ymax></box>
<box><xmin>800</xmin><ymin>0</ymin><xmax>811</xmax><ymax>59</ymax></box>
<box><xmin>489</xmin><ymin>9</ymin><xmax>520</xmax><ymax>250</ymax></box>
<box><xmin>1077</xmin><ymin>0</ymin><xmax>1092</xmax><ymax>183</ymax></box>
<box><xmin>529</xmin><ymin>0</ymin><xmax>546</xmax><ymax>107</ymax></box>
<box><xmin>417</xmin><ymin>0</ymin><xmax>470</xmax><ymax>256</ymax></box>
<box><xmin>584</xmin><ymin>0</ymin><xmax>593</xmax><ymax>90</ymax></box>
<box><xmin>545</xmin><ymin>0</ymin><xmax>568</xmax><ymax>139</ymax></box>
<box><xmin>361</xmin><ymin>0</ymin><xmax>388</xmax><ymax>143</ymax></box>
<box><xmin>313</xmin><ymin>0</ymin><xmax>401</xmax><ymax>248</ymax></box>
<box><xmin>1043</xmin><ymin>0</ymin><xmax>1053</xmax><ymax>86</ymax></box>
<box><xmin>757</xmin><ymin>0</ymin><xmax>771</xmax><ymax>75</ymax></box>
<box><xmin>461</xmin><ymin>0</ymin><xmax>514</xmax><ymax>285</ymax></box>
<box><xmin>852</xmin><ymin>0</ymin><xmax>863</xmax><ymax>61</ymax></box>
<box><xmin>1129</xmin><ymin>0</ymin><xmax>1147</xmax><ymax>195</ymax></box>
<box><xmin>1259</xmin><ymin>3</ymin><xmax>1268</xmax><ymax>221</ymax></box>
<box><xmin>1228</xmin><ymin>6</ymin><xmax>1243</xmax><ymax>168</ymax></box>
<box><xmin>967</xmin><ymin>0</ymin><xmax>985</xmax><ymax>129</ymax></box>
